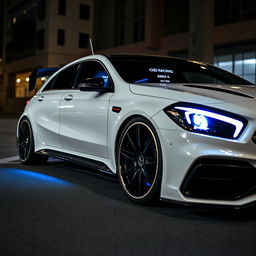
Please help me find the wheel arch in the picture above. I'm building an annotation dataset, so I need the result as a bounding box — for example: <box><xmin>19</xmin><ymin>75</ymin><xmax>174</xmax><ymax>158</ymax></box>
<box><xmin>17</xmin><ymin>114</ymin><xmax>30</xmax><ymax>137</ymax></box>
<box><xmin>114</xmin><ymin>114</ymin><xmax>148</xmax><ymax>164</ymax></box>
<box><xmin>17</xmin><ymin>114</ymin><xmax>39</xmax><ymax>153</ymax></box>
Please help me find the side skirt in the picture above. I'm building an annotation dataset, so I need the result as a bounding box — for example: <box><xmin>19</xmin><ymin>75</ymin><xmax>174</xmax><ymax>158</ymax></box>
<box><xmin>160</xmin><ymin>198</ymin><xmax>256</xmax><ymax>210</ymax></box>
<box><xmin>37</xmin><ymin>149</ymin><xmax>115</xmax><ymax>176</ymax></box>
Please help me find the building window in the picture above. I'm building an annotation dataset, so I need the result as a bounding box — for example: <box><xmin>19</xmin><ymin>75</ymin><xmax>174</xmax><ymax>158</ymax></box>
<box><xmin>38</xmin><ymin>0</ymin><xmax>45</xmax><ymax>20</ymax></box>
<box><xmin>114</xmin><ymin>0</ymin><xmax>126</xmax><ymax>46</ymax></box>
<box><xmin>6</xmin><ymin>18</ymin><xmax>37</xmax><ymax>63</ymax></box>
<box><xmin>37</xmin><ymin>29</ymin><xmax>44</xmax><ymax>50</ymax></box>
<box><xmin>215</xmin><ymin>0</ymin><xmax>256</xmax><ymax>26</ymax></box>
<box><xmin>133</xmin><ymin>0</ymin><xmax>145</xmax><ymax>42</ymax></box>
<box><xmin>79</xmin><ymin>33</ymin><xmax>89</xmax><ymax>48</ymax></box>
<box><xmin>57</xmin><ymin>29</ymin><xmax>65</xmax><ymax>46</ymax></box>
<box><xmin>58</xmin><ymin>0</ymin><xmax>66</xmax><ymax>16</ymax></box>
<box><xmin>80</xmin><ymin>4</ymin><xmax>90</xmax><ymax>20</ymax></box>
<box><xmin>163</xmin><ymin>0</ymin><xmax>189</xmax><ymax>35</ymax></box>
<box><xmin>214</xmin><ymin>51</ymin><xmax>256</xmax><ymax>84</ymax></box>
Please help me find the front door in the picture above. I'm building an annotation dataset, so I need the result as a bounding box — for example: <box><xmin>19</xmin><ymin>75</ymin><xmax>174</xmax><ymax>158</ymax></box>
<box><xmin>59</xmin><ymin>60</ymin><xmax>114</xmax><ymax>159</ymax></box>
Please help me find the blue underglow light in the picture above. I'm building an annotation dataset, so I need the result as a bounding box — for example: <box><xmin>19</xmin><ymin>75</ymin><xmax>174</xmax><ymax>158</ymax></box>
<box><xmin>192</xmin><ymin>114</ymin><xmax>209</xmax><ymax>130</ymax></box>
<box><xmin>0</xmin><ymin>168</ymin><xmax>71</xmax><ymax>186</ymax></box>
<box><xmin>175</xmin><ymin>106</ymin><xmax>244</xmax><ymax>138</ymax></box>
<box><xmin>134</xmin><ymin>78</ymin><xmax>149</xmax><ymax>84</ymax></box>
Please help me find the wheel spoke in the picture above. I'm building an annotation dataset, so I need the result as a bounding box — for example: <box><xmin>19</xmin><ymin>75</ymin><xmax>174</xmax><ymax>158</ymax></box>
<box><xmin>23</xmin><ymin>146</ymin><xmax>27</xmax><ymax>158</ymax></box>
<box><xmin>127</xmin><ymin>132</ymin><xmax>136</xmax><ymax>151</ymax></box>
<box><xmin>138</xmin><ymin>171</ymin><xmax>142</xmax><ymax>195</ymax></box>
<box><xmin>120</xmin><ymin>150</ymin><xmax>133</xmax><ymax>161</ymax></box>
<box><xmin>121</xmin><ymin>147</ymin><xmax>134</xmax><ymax>156</ymax></box>
<box><xmin>21</xmin><ymin>124</ymin><xmax>27</xmax><ymax>137</ymax></box>
<box><xmin>142</xmin><ymin>167</ymin><xmax>152</xmax><ymax>185</ymax></box>
<box><xmin>143</xmin><ymin>137</ymin><xmax>153</xmax><ymax>154</ymax></box>
<box><xmin>136</xmin><ymin>125</ymin><xmax>141</xmax><ymax>149</ymax></box>
<box><xmin>19</xmin><ymin>140</ymin><xmax>26</xmax><ymax>149</ymax></box>
<box><xmin>19</xmin><ymin>125</ymin><xmax>25</xmax><ymax>138</ymax></box>
<box><xmin>145</xmin><ymin>156</ymin><xmax>157</xmax><ymax>165</ymax></box>
<box><xmin>130</xmin><ymin>170</ymin><xmax>138</xmax><ymax>189</ymax></box>
<box><xmin>121</xmin><ymin>166</ymin><xmax>134</xmax><ymax>176</ymax></box>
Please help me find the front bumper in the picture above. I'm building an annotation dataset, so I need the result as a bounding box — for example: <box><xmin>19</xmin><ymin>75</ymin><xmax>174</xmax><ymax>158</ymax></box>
<box><xmin>155</xmin><ymin>125</ymin><xmax>256</xmax><ymax>208</ymax></box>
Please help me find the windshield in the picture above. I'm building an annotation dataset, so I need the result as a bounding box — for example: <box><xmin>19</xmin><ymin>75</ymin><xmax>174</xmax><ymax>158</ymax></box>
<box><xmin>109</xmin><ymin>55</ymin><xmax>254</xmax><ymax>85</ymax></box>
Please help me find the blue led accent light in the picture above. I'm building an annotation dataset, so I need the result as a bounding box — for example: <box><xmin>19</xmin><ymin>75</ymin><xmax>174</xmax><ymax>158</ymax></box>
<box><xmin>134</xmin><ymin>78</ymin><xmax>149</xmax><ymax>84</ymax></box>
<box><xmin>175</xmin><ymin>106</ymin><xmax>244</xmax><ymax>138</ymax></box>
<box><xmin>145</xmin><ymin>182</ymin><xmax>151</xmax><ymax>187</ymax></box>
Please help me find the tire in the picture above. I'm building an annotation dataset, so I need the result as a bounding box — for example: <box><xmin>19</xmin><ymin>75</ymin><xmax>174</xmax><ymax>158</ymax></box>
<box><xmin>117</xmin><ymin>117</ymin><xmax>162</xmax><ymax>205</ymax></box>
<box><xmin>17</xmin><ymin>118</ymin><xmax>48</xmax><ymax>165</ymax></box>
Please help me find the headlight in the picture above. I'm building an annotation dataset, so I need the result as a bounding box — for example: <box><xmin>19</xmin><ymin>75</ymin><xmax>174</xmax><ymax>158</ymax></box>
<box><xmin>164</xmin><ymin>102</ymin><xmax>247</xmax><ymax>139</ymax></box>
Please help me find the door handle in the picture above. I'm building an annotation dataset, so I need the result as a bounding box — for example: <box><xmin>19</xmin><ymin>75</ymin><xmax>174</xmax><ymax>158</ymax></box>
<box><xmin>38</xmin><ymin>95</ymin><xmax>44</xmax><ymax>102</ymax></box>
<box><xmin>64</xmin><ymin>94</ymin><xmax>74</xmax><ymax>101</ymax></box>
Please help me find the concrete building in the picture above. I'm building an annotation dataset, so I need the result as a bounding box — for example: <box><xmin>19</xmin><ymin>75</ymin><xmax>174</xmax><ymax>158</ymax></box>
<box><xmin>0</xmin><ymin>0</ymin><xmax>4</xmax><ymax>110</ymax></box>
<box><xmin>0</xmin><ymin>0</ymin><xmax>93</xmax><ymax>112</ymax></box>
<box><xmin>0</xmin><ymin>0</ymin><xmax>256</xmax><ymax>113</ymax></box>
<box><xmin>94</xmin><ymin>0</ymin><xmax>256</xmax><ymax>83</ymax></box>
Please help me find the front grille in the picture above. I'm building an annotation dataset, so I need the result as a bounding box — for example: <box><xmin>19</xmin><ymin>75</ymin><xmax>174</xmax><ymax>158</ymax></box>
<box><xmin>181</xmin><ymin>158</ymin><xmax>256</xmax><ymax>201</ymax></box>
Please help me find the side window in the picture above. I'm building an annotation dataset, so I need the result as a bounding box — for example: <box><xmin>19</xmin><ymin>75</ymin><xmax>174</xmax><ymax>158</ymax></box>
<box><xmin>75</xmin><ymin>61</ymin><xmax>112</xmax><ymax>89</ymax></box>
<box><xmin>53</xmin><ymin>64</ymin><xmax>79</xmax><ymax>90</ymax></box>
<box><xmin>43</xmin><ymin>64</ymin><xmax>79</xmax><ymax>91</ymax></box>
<box><xmin>42</xmin><ymin>76</ymin><xmax>56</xmax><ymax>92</ymax></box>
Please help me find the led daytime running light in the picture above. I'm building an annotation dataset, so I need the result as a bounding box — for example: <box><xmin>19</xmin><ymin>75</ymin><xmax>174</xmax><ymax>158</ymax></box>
<box><xmin>175</xmin><ymin>106</ymin><xmax>244</xmax><ymax>138</ymax></box>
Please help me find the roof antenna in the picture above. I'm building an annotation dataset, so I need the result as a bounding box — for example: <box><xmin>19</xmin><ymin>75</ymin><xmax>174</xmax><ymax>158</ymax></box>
<box><xmin>89</xmin><ymin>37</ymin><xmax>95</xmax><ymax>55</ymax></box>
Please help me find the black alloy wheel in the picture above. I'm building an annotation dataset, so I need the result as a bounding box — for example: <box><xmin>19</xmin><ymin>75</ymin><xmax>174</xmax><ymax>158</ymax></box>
<box><xmin>117</xmin><ymin>117</ymin><xmax>162</xmax><ymax>204</ymax></box>
<box><xmin>17</xmin><ymin>118</ymin><xmax>48</xmax><ymax>165</ymax></box>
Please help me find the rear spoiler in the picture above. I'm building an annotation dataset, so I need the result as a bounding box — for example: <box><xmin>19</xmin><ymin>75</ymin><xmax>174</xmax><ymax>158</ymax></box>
<box><xmin>29</xmin><ymin>67</ymin><xmax>59</xmax><ymax>91</ymax></box>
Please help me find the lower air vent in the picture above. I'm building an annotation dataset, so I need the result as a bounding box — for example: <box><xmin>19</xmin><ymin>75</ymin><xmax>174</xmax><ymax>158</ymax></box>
<box><xmin>181</xmin><ymin>158</ymin><xmax>256</xmax><ymax>201</ymax></box>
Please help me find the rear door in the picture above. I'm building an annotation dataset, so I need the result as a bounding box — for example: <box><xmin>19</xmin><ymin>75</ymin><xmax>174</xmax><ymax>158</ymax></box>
<box><xmin>32</xmin><ymin>64</ymin><xmax>79</xmax><ymax>149</ymax></box>
<box><xmin>59</xmin><ymin>60</ymin><xmax>114</xmax><ymax>158</ymax></box>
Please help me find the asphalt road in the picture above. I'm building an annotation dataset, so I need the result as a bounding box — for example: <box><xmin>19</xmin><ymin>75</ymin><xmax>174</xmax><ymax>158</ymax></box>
<box><xmin>0</xmin><ymin>117</ymin><xmax>256</xmax><ymax>256</ymax></box>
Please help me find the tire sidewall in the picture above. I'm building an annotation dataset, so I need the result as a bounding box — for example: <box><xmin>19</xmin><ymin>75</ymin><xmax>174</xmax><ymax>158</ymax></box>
<box><xmin>17</xmin><ymin>118</ymin><xmax>35</xmax><ymax>164</ymax></box>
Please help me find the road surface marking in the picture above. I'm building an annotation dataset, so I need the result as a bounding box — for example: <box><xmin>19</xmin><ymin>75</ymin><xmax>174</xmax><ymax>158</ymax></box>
<box><xmin>0</xmin><ymin>155</ymin><xmax>19</xmax><ymax>164</ymax></box>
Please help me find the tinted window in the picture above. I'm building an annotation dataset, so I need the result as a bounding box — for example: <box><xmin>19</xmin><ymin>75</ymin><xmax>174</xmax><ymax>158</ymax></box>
<box><xmin>43</xmin><ymin>64</ymin><xmax>79</xmax><ymax>91</ymax></box>
<box><xmin>109</xmin><ymin>56</ymin><xmax>253</xmax><ymax>85</ymax></box>
<box><xmin>75</xmin><ymin>61</ymin><xmax>112</xmax><ymax>89</ymax></box>
<box><xmin>42</xmin><ymin>77</ymin><xmax>56</xmax><ymax>91</ymax></box>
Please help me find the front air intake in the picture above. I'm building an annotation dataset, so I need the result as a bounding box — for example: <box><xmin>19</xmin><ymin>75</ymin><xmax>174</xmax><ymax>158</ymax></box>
<box><xmin>181</xmin><ymin>158</ymin><xmax>256</xmax><ymax>201</ymax></box>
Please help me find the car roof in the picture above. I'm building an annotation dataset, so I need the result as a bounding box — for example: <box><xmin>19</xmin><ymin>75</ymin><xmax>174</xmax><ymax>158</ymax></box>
<box><xmin>104</xmin><ymin>54</ymin><xmax>208</xmax><ymax>66</ymax></box>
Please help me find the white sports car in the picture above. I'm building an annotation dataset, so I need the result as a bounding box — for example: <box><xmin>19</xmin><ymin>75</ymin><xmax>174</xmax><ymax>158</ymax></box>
<box><xmin>17</xmin><ymin>54</ymin><xmax>256</xmax><ymax>208</ymax></box>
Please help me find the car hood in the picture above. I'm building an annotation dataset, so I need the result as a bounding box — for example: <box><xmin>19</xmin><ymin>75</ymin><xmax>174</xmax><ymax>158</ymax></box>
<box><xmin>129</xmin><ymin>83</ymin><xmax>256</xmax><ymax>104</ymax></box>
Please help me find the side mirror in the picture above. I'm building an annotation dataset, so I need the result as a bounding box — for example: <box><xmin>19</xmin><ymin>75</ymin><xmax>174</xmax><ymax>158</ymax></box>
<box><xmin>78</xmin><ymin>78</ymin><xmax>109</xmax><ymax>92</ymax></box>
